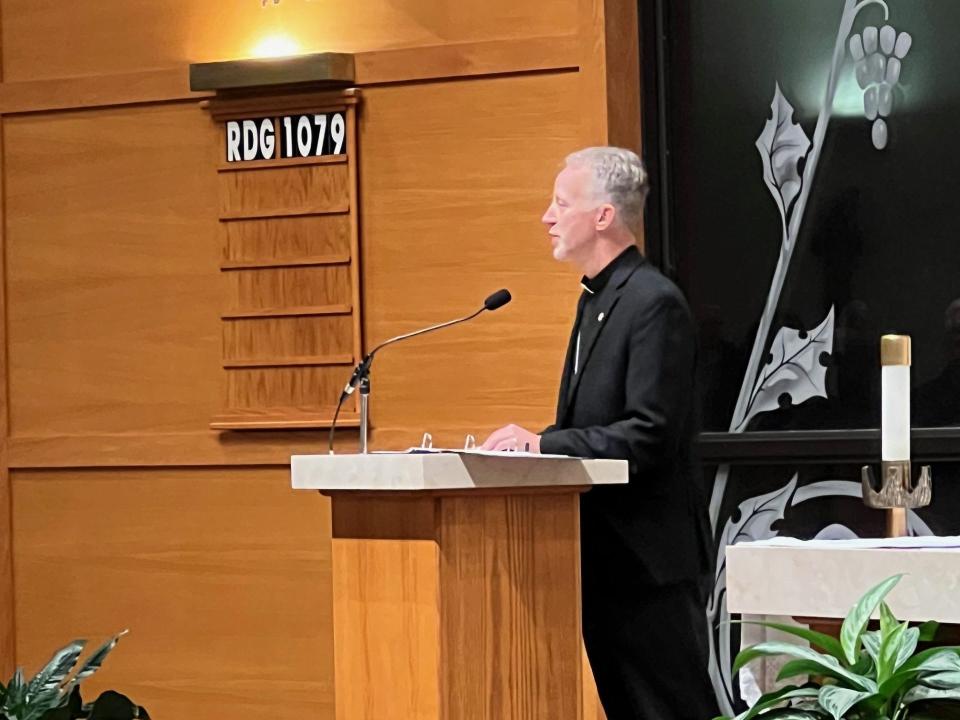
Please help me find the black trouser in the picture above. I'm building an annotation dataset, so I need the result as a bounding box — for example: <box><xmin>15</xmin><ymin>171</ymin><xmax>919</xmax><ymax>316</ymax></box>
<box><xmin>582</xmin><ymin>556</ymin><xmax>719</xmax><ymax>720</ymax></box>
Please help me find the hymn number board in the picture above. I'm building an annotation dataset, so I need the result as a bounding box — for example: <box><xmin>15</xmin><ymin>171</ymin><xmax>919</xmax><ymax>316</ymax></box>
<box><xmin>208</xmin><ymin>91</ymin><xmax>362</xmax><ymax>431</ymax></box>
<box><xmin>225</xmin><ymin>111</ymin><xmax>347</xmax><ymax>163</ymax></box>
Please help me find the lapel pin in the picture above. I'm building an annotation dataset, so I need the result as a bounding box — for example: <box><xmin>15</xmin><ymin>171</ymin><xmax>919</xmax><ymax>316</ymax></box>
<box><xmin>597</xmin><ymin>312</ymin><xmax>604</xmax><ymax>322</ymax></box>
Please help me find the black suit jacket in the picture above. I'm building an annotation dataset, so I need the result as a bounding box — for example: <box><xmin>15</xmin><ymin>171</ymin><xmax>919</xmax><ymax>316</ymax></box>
<box><xmin>539</xmin><ymin>249</ymin><xmax>712</xmax><ymax>586</ymax></box>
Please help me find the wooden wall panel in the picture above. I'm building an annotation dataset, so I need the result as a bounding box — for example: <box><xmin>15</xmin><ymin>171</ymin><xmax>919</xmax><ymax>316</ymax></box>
<box><xmin>12</xmin><ymin>467</ymin><xmax>335</xmax><ymax>720</ymax></box>
<box><xmin>224</xmin><ymin>264</ymin><xmax>353</xmax><ymax>314</ymax></box>
<box><xmin>4</xmin><ymin>102</ymin><xmax>221</xmax><ymax>437</ymax></box>
<box><xmin>0</xmin><ymin>0</ymin><xmax>579</xmax><ymax>83</ymax></box>
<box><xmin>223</xmin><ymin>315</ymin><xmax>354</xmax><ymax>362</ymax></box>
<box><xmin>219</xmin><ymin>164</ymin><xmax>349</xmax><ymax>220</ymax></box>
<box><xmin>226</xmin><ymin>366</ymin><xmax>350</xmax><ymax>410</ymax></box>
<box><xmin>0</xmin><ymin>1</ymin><xmax>638</xmax><ymax>716</ymax></box>
<box><xmin>0</xmin><ymin>471</ymin><xmax>11</xmax><ymax>677</ymax></box>
<box><xmin>223</xmin><ymin>215</ymin><xmax>352</xmax><ymax>264</ymax></box>
<box><xmin>358</xmin><ymin>71</ymin><xmax>585</xmax><ymax>449</ymax></box>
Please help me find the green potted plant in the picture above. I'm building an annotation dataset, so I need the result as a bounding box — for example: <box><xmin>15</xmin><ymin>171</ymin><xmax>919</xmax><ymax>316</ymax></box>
<box><xmin>722</xmin><ymin>575</ymin><xmax>960</xmax><ymax>720</ymax></box>
<box><xmin>0</xmin><ymin>631</ymin><xmax>149</xmax><ymax>719</ymax></box>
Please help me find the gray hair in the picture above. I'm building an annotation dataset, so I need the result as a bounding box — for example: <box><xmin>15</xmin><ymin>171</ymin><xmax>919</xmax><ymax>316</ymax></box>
<box><xmin>565</xmin><ymin>146</ymin><xmax>649</xmax><ymax>232</ymax></box>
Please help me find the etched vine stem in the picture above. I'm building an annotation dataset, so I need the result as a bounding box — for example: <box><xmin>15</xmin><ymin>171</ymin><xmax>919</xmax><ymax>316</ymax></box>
<box><xmin>708</xmin><ymin>0</ymin><xmax>890</xmax><ymax>528</ymax></box>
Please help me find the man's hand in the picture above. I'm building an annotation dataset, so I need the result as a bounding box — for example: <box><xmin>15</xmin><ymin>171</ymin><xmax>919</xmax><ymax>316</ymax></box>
<box><xmin>480</xmin><ymin>424</ymin><xmax>541</xmax><ymax>453</ymax></box>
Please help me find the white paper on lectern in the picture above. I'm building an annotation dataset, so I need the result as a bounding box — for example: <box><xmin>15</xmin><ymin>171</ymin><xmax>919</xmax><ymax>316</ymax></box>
<box><xmin>740</xmin><ymin>535</ymin><xmax>960</xmax><ymax>550</ymax></box>
<box><xmin>377</xmin><ymin>448</ymin><xmax>574</xmax><ymax>459</ymax></box>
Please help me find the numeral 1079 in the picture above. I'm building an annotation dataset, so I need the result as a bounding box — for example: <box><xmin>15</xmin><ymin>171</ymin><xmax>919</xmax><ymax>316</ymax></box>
<box><xmin>281</xmin><ymin>113</ymin><xmax>346</xmax><ymax>158</ymax></box>
<box><xmin>225</xmin><ymin>111</ymin><xmax>346</xmax><ymax>163</ymax></box>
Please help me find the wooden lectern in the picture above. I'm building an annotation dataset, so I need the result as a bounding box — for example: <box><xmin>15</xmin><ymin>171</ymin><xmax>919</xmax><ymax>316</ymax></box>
<box><xmin>292</xmin><ymin>452</ymin><xmax>627</xmax><ymax>720</ymax></box>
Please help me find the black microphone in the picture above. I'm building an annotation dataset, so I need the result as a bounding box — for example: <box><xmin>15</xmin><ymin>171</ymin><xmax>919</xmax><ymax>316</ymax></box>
<box><xmin>329</xmin><ymin>289</ymin><xmax>512</xmax><ymax>452</ymax></box>
<box><xmin>484</xmin><ymin>288</ymin><xmax>512</xmax><ymax>311</ymax></box>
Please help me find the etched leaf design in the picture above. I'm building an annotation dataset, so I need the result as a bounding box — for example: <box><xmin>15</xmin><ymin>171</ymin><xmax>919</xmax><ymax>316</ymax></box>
<box><xmin>756</xmin><ymin>85</ymin><xmax>811</xmax><ymax>234</ymax></box>
<box><xmin>722</xmin><ymin>476</ymin><xmax>796</xmax><ymax>559</ymax></box>
<box><xmin>738</xmin><ymin>306</ymin><xmax>835</xmax><ymax>430</ymax></box>
<box><xmin>711</xmin><ymin>475</ymin><xmax>798</xmax><ymax>607</ymax></box>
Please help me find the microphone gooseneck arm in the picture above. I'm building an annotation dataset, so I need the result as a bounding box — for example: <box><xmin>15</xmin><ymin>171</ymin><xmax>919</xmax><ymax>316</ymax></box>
<box><xmin>328</xmin><ymin>290</ymin><xmax>511</xmax><ymax>454</ymax></box>
<box><xmin>367</xmin><ymin>306</ymin><xmax>486</xmax><ymax>360</ymax></box>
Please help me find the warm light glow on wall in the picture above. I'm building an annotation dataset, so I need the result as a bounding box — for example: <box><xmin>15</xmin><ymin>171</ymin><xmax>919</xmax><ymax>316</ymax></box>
<box><xmin>250</xmin><ymin>34</ymin><xmax>301</xmax><ymax>58</ymax></box>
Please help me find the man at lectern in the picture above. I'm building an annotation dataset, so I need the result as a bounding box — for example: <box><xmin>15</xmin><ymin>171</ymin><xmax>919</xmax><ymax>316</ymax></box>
<box><xmin>482</xmin><ymin>147</ymin><xmax>716</xmax><ymax>720</ymax></box>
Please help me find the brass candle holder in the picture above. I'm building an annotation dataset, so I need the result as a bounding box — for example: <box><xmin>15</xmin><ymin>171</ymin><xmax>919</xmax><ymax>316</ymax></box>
<box><xmin>861</xmin><ymin>461</ymin><xmax>932</xmax><ymax>537</ymax></box>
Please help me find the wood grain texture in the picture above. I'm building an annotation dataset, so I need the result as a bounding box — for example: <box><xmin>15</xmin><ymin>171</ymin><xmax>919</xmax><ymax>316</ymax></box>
<box><xmin>602</xmin><ymin>0</ymin><xmax>641</xmax><ymax>153</ymax></box>
<box><xmin>218</xmin><ymin>164</ymin><xmax>350</xmax><ymax>220</ymax></box>
<box><xmin>226</xmin><ymin>366</ymin><xmax>349</xmax><ymax>410</ymax></box>
<box><xmin>332</xmin><ymin>496</ymin><xmax>436</xmax><ymax>541</ymax></box>
<box><xmin>1</xmin><ymin>1</ymin><xmax>578</xmax><ymax>82</ymax></box>
<box><xmin>332</xmin><ymin>538</ymin><xmax>440</xmax><ymax>720</ymax></box>
<box><xmin>6</xmin><ymin>431</ymin><xmax>361</xmax><ymax>468</ymax></box>
<box><xmin>583</xmin><ymin>644</ymin><xmax>609</xmax><ymax>720</ymax></box>
<box><xmin>354</xmin><ymin>35</ymin><xmax>579</xmax><ymax>85</ymax></box>
<box><xmin>4</xmin><ymin>102</ymin><xmax>221</xmax><ymax>437</ymax></box>
<box><xmin>0</xmin><ymin>471</ymin><xmax>12</xmax><ymax>678</ymax></box>
<box><xmin>358</xmin><ymin>71</ymin><xmax>586</xmax><ymax>451</ymax></box>
<box><xmin>439</xmin><ymin>493</ymin><xmax>582</xmax><ymax>719</ymax></box>
<box><xmin>0</xmin><ymin>108</ymin><xmax>14</xmax><ymax>678</ymax></box>
<box><xmin>223</xmin><ymin>264</ymin><xmax>353</xmax><ymax>314</ymax></box>
<box><xmin>209</xmin><ymin>97</ymin><xmax>361</xmax><ymax>428</ymax></box>
<box><xmin>12</xmin><ymin>467</ymin><xmax>336</xmax><ymax>720</ymax></box>
<box><xmin>0</xmin><ymin>1</ymin><xmax>636</xmax><ymax>714</ymax></box>
<box><xmin>345</xmin><ymin>101</ymin><xmax>364</xmax><ymax>420</ymax></box>
<box><xmin>221</xmin><ymin>303</ymin><xmax>352</xmax><ymax>320</ymax></box>
<box><xmin>331</xmin><ymin>497</ymin><xmax>439</xmax><ymax>720</ymax></box>
<box><xmin>222</xmin><ymin>215</ymin><xmax>352</xmax><ymax>264</ymax></box>
<box><xmin>0</xmin><ymin>37</ymin><xmax>579</xmax><ymax>116</ymax></box>
<box><xmin>0</xmin><ymin>68</ymin><xmax>210</xmax><ymax>115</ymax></box>
<box><xmin>223</xmin><ymin>315</ymin><xmax>354</xmax><ymax>363</ymax></box>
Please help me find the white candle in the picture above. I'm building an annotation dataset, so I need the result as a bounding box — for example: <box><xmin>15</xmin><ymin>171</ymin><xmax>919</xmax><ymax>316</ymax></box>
<box><xmin>880</xmin><ymin>335</ymin><xmax>911</xmax><ymax>462</ymax></box>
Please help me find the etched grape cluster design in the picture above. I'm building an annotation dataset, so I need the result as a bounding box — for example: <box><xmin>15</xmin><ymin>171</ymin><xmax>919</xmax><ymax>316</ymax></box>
<box><xmin>849</xmin><ymin>24</ymin><xmax>912</xmax><ymax>150</ymax></box>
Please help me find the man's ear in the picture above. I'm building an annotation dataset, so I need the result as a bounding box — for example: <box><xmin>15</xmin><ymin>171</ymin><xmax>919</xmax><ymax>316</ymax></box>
<box><xmin>595</xmin><ymin>203</ymin><xmax>617</xmax><ymax>231</ymax></box>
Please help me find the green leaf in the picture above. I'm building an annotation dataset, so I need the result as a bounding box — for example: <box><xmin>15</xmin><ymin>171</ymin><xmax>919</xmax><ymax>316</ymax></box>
<box><xmin>921</xmin><ymin>671</ymin><xmax>960</xmax><ymax>690</ymax></box>
<box><xmin>840</xmin><ymin>575</ymin><xmax>902</xmax><ymax>665</ymax></box>
<box><xmin>734</xmin><ymin>642</ymin><xmax>876</xmax><ymax>692</ymax></box>
<box><xmin>778</xmin><ymin>660</ymin><xmax>839</xmax><ymax>683</ymax></box>
<box><xmin>61</xmin><ymin>631</ymin><xmax>127</xmax><ymax>696</ymax></box>
<box><xmin>25</xmin><ymin>640</ymin><xmax>85</xmax><ymax>700</ymax></box>
<box><xmin>753</xmin><ymin>710</ymin><xmax>828</xmax><ymax>720</ymax></box>
<box><xmin>732</xmin><ymin>686</ymin><xmax>820</xmax><ymax>720</ymax></box>
<box><xmin>900</xmin><ymin>647</ymin><xmax>960</xmax><ymax>675</ymax></box>
<box><xmin>735</xmin><ymin>621</ymin><xmax>846</xmax><ymax>661</ymax></box>
<box><xmin>917</xmin><ymin>621</ymin><xmax>940</xmax><ymax>642</ymax></box>
<box><xmin>904</xmin><ymin>686</ymin><xmax>960</xmax><ymax>704</ymax></box>
<box><xmin>817</xmin><ymin>686</ymin><xmax>874</xmax><ymax>720</ymax></box>
<box><xmin>877</xmin><ymin>621</ymin><xmax>909</xmax><ymax>684</ymax></box>
<box><xmin>876</xmin><ymin>650</ymin><xmax>960</xmax><ymax>700</ymax></box>
<box><xmin>776</xmin><ymin>659</ymin><xmax>868</xmax><ymax>685</ymax></box>
<box><xmin>880</xmin><ymin>602</ymin><xmax>899</xmax><ymax>638</ymax></box>
<box><xmin>850</xmin><ymin>653</ymin><xmax>874</xmax><ymax>677</ymax></box>
<box><xmin>862</xmin><ymin>631</ymin><xmax>882</xmax><ymax>664</ymax></box>
<box><xmin>894</xmin><ymin>627</ymin><xmax>920</xmax><ymax>672</ymax></box>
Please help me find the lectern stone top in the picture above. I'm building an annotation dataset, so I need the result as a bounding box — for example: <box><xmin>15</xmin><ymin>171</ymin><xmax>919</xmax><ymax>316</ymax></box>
<box><xmin>291</xmin><ymin>452</ymin><xmax>628</xmax><ymax>492</ymax></box>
